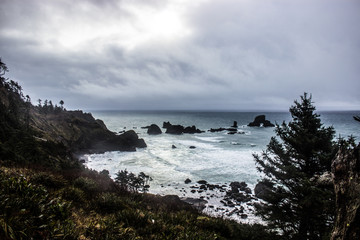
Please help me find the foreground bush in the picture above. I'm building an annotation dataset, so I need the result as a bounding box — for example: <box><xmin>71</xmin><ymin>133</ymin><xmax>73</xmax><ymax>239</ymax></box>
<box><xmin>0</xmin><ymin>171</ymin><xmax>77</xmax><ymax>239</ymax></box>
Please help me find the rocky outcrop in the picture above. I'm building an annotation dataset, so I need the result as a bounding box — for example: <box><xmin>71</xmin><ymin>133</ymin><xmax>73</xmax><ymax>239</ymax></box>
<box><xmin>184</xmin><ymin>126</ymin><xmax>203</xmax><ymax>134</ymax></box>
<box><xmin>209</xmin><ymin>128</ymin><xmax>237</xmax><ymax>133</ymax></box>
<box><xmin>30</xmin><ymin>109</ymin><xmax>146</xmax><ymax>154</ymax></box>
<box><xmin>232</xmin><ymin>121</ymin><xmax>238</xmax><ymax>128</ymax></box>
<box><xmin>145</xmin><ymin>124</ymin><xmax>162</xmax><ymax>135</ymax></box>
<box><xmin>90</xmin><ymin>130</ymin><xmax>147</xmax><ymax>153</ymax></box>
<box><xmin>331</xmin><ymin>141</ymin><xmax>360</xmax><ymax>240</ymax></box>
<box><xmin>166</xmin><ymin>124</ymin><xmax>185</xmax><ymax>135</ymax></box>
<box><xmin>224</xmin><ymin>182</ymin><xmax>252</xmax><ymax>205</ymax></box>
<box><xmin>248</xmin><ymin>115</ymin><xmax>275</xmax><ymax>127</ymax></box>
<box><xmin>163</xmin><ymin>122</ymin><xmax>203</xmax><ymax>134</ymax></box>
<box><xmin>163</xmin><ymin>121</ymin><xmax>172</xmax><ymax>129</ymax></box>
<box><xmin>181</xmin><ymin>197</ymin><xmax>208</xmax><ymax>211</ymax></box>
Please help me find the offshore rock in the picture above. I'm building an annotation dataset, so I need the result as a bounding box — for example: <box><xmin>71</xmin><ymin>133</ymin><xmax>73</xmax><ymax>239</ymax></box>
<box><xmin>147</xmin><ymin>124</ymin><xmax>162</xmax><ymax>135</ymax></box>
<box><xmin>166</xmin><ymin>125</ymin><xmax>185</xmax><ymax>135</ymax></box>
<box><xmin>248</xmin><ymin>115</ymin><xmax>275</xmax><ymax>127</ymax></box>
<box><xmin>331</xmin><ymin>142</ymin><xmax>360</xmax><ymax>240</ymax></box>
<box><xmin>232</xmin><ymin>121</ymin><xmax>238</xmax><ymax>128</ymax></box>
<box><xmin>184</xmin><ymin>126</ymin><xmax>203</xmax><ymax>134</ymax></box>
<box><xmin>162</xmin><ymin>121</ymin><xmax>172</xmax><ymax>129</ymax></box>
<box><xmin>163</xmin><ymin>121</ymin><xmax>203</xmax><ymax>134</ymax></box>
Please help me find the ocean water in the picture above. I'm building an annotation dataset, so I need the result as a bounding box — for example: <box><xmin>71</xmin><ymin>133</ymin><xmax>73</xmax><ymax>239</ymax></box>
<box><xmin>84</xmin><ymin>111</ymin><xmax>359</xmax><ymax>222</ymax></box>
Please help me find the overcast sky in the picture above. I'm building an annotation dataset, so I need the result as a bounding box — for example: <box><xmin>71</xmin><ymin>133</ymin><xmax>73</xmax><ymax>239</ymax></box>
<box><xmin>1</xmin><ymin>0</ymin><xmax>359</xmax><ymax>111</ymax></box>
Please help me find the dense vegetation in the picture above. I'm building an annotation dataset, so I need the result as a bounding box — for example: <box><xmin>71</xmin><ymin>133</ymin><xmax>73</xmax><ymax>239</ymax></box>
<box><xmin>0</xmin><ymin>59</ymin><xmax>277</xmax><ymax>239</ymax></box>
<box><xmin>254</xmin><ymin>93</ymin><xmax>337</xmax><ymax>239</ymax></box>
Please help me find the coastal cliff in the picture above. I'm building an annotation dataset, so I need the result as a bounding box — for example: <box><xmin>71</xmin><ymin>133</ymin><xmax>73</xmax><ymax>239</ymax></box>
<box><xmin>0</xmin><ymin>78</ymin><xmax>146</xmax><ymax>157</ymax></box>
<box><xmin>29</xmin><ymin>108</ymin><xmax>146</xmax><ymax>154</ymax></box>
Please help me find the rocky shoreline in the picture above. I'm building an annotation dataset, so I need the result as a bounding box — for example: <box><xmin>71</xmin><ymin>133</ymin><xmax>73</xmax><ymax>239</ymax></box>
<box><xmin>155</xmin><ymin>178</ymin><xmax>267</xmax><ymax>223</ymax></box>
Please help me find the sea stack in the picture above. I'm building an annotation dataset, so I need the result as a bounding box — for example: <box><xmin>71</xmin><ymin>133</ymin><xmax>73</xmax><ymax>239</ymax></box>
<box><xmin>248</xmin><ymin>115</ymin><xmax>275</xmax><ymax>127</ymax></box>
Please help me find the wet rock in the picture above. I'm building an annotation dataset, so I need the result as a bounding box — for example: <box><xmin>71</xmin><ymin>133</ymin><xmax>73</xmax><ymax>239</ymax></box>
<box><xmin>184</xmin><ymin>126</ymin><xmax>204</xmax><ymax>134</ymax></box>
<box><xmin>166</xmin><ymin>125</ymin><xmax>184</xmax><ymax>135</ymax></box>
<box><xmin>225</xmin><ymin>182</ymin><xmax>253</xmax><ymax>203</ymax></box>
<box><xmin>163</xmin><ymin>121</ymin><xmax>172</xmax><ymax>128</ymax></box>
<box><xmin>232</xmin><ymin>121</ymin><xmax>238</xmax><ymax>128</ymax></box>
<box><xmin>189</xmin><ymin>146</ymin><xmax>196</xmax><ymax>149</ymax></box>
<box><xmin>147</xmin><ymin>124</ymin><xmax>162</xmax><ymax>135</ymax></box>
<box><xmin>240</xmin><ymin>214</ymin><xmax>248</xmax><ymax>219</ymax></box>
<box><xmin>209</xmin><ymin>128</ymin><xmax>226</xmax><ymax>132</ymax></box>
<box><xmin>172</xmin><ymin>145</ymin><xmax>177</xmax><ymax>149</ymax></box>
<box><xmin>197</xmin><ymin>180</ymin><xmax>207</xmax><ymax>185</ymax></box>
<box><xmin>248</xmin><ymin>115</ymin><xmax>275</xmax><ymax>127</ymax></box>
<box><xmin>230</xmin><ymin>181</ymin><xmax>252</xmax><ymax>194</ymax></box>
<box><xmin>163</xmin><ymin>121</ymin><xmax>203</xmax><ymax>134</ymax></box>
<box><xmin>185</xmin><ymin>178</ymin><xmax>192</xmax><ymax>184</ymax></box>
<box><xmin>100</xmin><ymin>169</ymin><xmax>109</xmax><ymax>175</ymax></box>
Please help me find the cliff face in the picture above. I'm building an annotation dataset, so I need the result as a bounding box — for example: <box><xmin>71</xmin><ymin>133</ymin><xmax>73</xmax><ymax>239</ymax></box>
<box><xmin>331</xmin><ymin>141</ymin><xmax>360</xmax><ymax>240</ymax></box>
<box><xmin>30</xmin><ymin>109</ymin><xmax>146</xmax><ymax>154</ymax></box>
<box><xmin>0</xmin><ymin>80</ymin><xmax>146</xmax><ymax>155</ymax></box>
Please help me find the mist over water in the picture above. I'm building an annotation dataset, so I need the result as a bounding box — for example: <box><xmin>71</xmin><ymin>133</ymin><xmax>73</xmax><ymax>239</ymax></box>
<box><xmin>84</xmin><ymin>111</ymin><xmax>359</xmax><ymax>221</ymax></box>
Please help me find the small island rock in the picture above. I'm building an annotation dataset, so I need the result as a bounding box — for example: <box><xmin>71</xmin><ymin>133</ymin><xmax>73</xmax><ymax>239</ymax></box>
<box><xmin>248</xmin><ymin>115</ymin><xmax>275</xmax><ymax>127</ymax></box>
<box><xmin>147</xmin><ymin>124</ymin><xmax>162</xmax><ymax>135</ymax></box>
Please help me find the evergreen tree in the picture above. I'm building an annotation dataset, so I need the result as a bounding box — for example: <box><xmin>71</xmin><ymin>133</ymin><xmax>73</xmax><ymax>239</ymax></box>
<box><xmin>254</xmin><ymin>93</ymin><xmax>336</xmax><ymax>240</ymax></box>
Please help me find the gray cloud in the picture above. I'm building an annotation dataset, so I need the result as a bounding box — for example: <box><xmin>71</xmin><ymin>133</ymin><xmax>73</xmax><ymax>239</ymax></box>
<box><xmin>1</xmin><ymin>0</ymin><xmax>359</xmax><ymax>111</ymax></box>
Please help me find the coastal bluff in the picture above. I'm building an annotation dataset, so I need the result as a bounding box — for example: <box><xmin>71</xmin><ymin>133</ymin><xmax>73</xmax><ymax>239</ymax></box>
<box><xmin>30</xmin><ymin>109</ymin><xmax>146</xmax><ymax>154</ymax></box>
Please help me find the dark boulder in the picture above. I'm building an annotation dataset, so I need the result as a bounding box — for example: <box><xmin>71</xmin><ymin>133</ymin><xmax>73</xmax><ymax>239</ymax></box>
<box><xmin>248</xmin><ymin>115</ymin><xmax>275</xmax><ymax>127</ymax></box>
<box><xmin>197</xmin><ymin>180</ymin><xmax>207</xmax><ymax>185</ymax></box>
<box><xmin>254</xmin><ymin>180</ymin><xmax>274</xmax><ymax>200</ymax></box>
<box><xmin>232</xmin><ymin>121</ymin><xmax>238</xmax><ymax>128</ymax></box>
<box><xmin>172</xmin><ymin>145</ymin><xmax>177</xmax><ymax>149</ymax></box>
<box><xmin>185</xmin><ymin>178</ymin><xmax>192</xmax><ymax>184</ymax></box>
<box><xmin>189</xmin><ymin>146</ymin><xmax>196</xmax><ymax>149</ymax></box>
<box><xmin>115</xmin><ymin>130</ymin><xmax>147</xmax><ymax>150</ymax></box>
<box><xmin>209</xmin><ymin>127</ymin><xmax>237</xmax><ymax>133</ymax></box>
<box><xmin>181</xmin><ymin>197</ymin><xmax>208</xmax><ymax>211</ymax></box>
<box><xmin>184</xmin><ymin>126</ymin><xmax>203</xmax><ymax>134</ymax></box>
<box><xmin>230</xmin><ymin>181</ymin><xmax>252</xmax><ymax>194</ymax></box>
<box><xmin>163</xmin><ymin>121</ymin><xmax>172</xmax><ymax>129</ymax></box>
<box><xmin>163</xmin><ymin>121</ymin><xmax>203</xmax><ymax>134</ymax></box>
<box><xmin>147</xmin><ymin>124</ymin><xmax>162</xmax><ymax>135</ymax></box>
<box><xmin>166</xmin><ymin>125</ymin><xmax>184</xmax><ymax>135</ymax></box>
<box><xmin>209</xmin><ymin>128</ymin><xmax>226</xmax><ymax>132</ymax></box>
<box><xmin>224</xmin><ymin>182</ymin><xmax>253</xmax><ymax>203</ymax></box>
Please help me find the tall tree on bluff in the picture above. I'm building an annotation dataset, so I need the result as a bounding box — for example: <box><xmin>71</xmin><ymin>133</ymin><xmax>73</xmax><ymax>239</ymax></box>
<box><xmin>254</xmin><ymin>93</ymin><xmax>337</xmax><ymax>239</ymax></box>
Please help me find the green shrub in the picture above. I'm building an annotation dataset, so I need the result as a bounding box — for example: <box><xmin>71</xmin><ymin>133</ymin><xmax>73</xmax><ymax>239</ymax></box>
<box><xmin>31</xmin><ymin>172</ymin><xmax>67</xmax><ymax>189</ymax></box>
<box><xmin>73</xmin><ymin>177</ymin><xmax>99</xmax><ymax>196</ymax></box>
<box><xmin>95</xmin><ymin>192</ymin><xmax>127</xmax><ymax>214</ymax></box>
<box><xmin>0</xmin><ymin>174</ymin><xmax>78</xmax><ymax>239</ymax></box>
<box><xmin>60</xmin><ymin>186</ymin><xmax>86</xmax><ymax>205</ymax></box>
